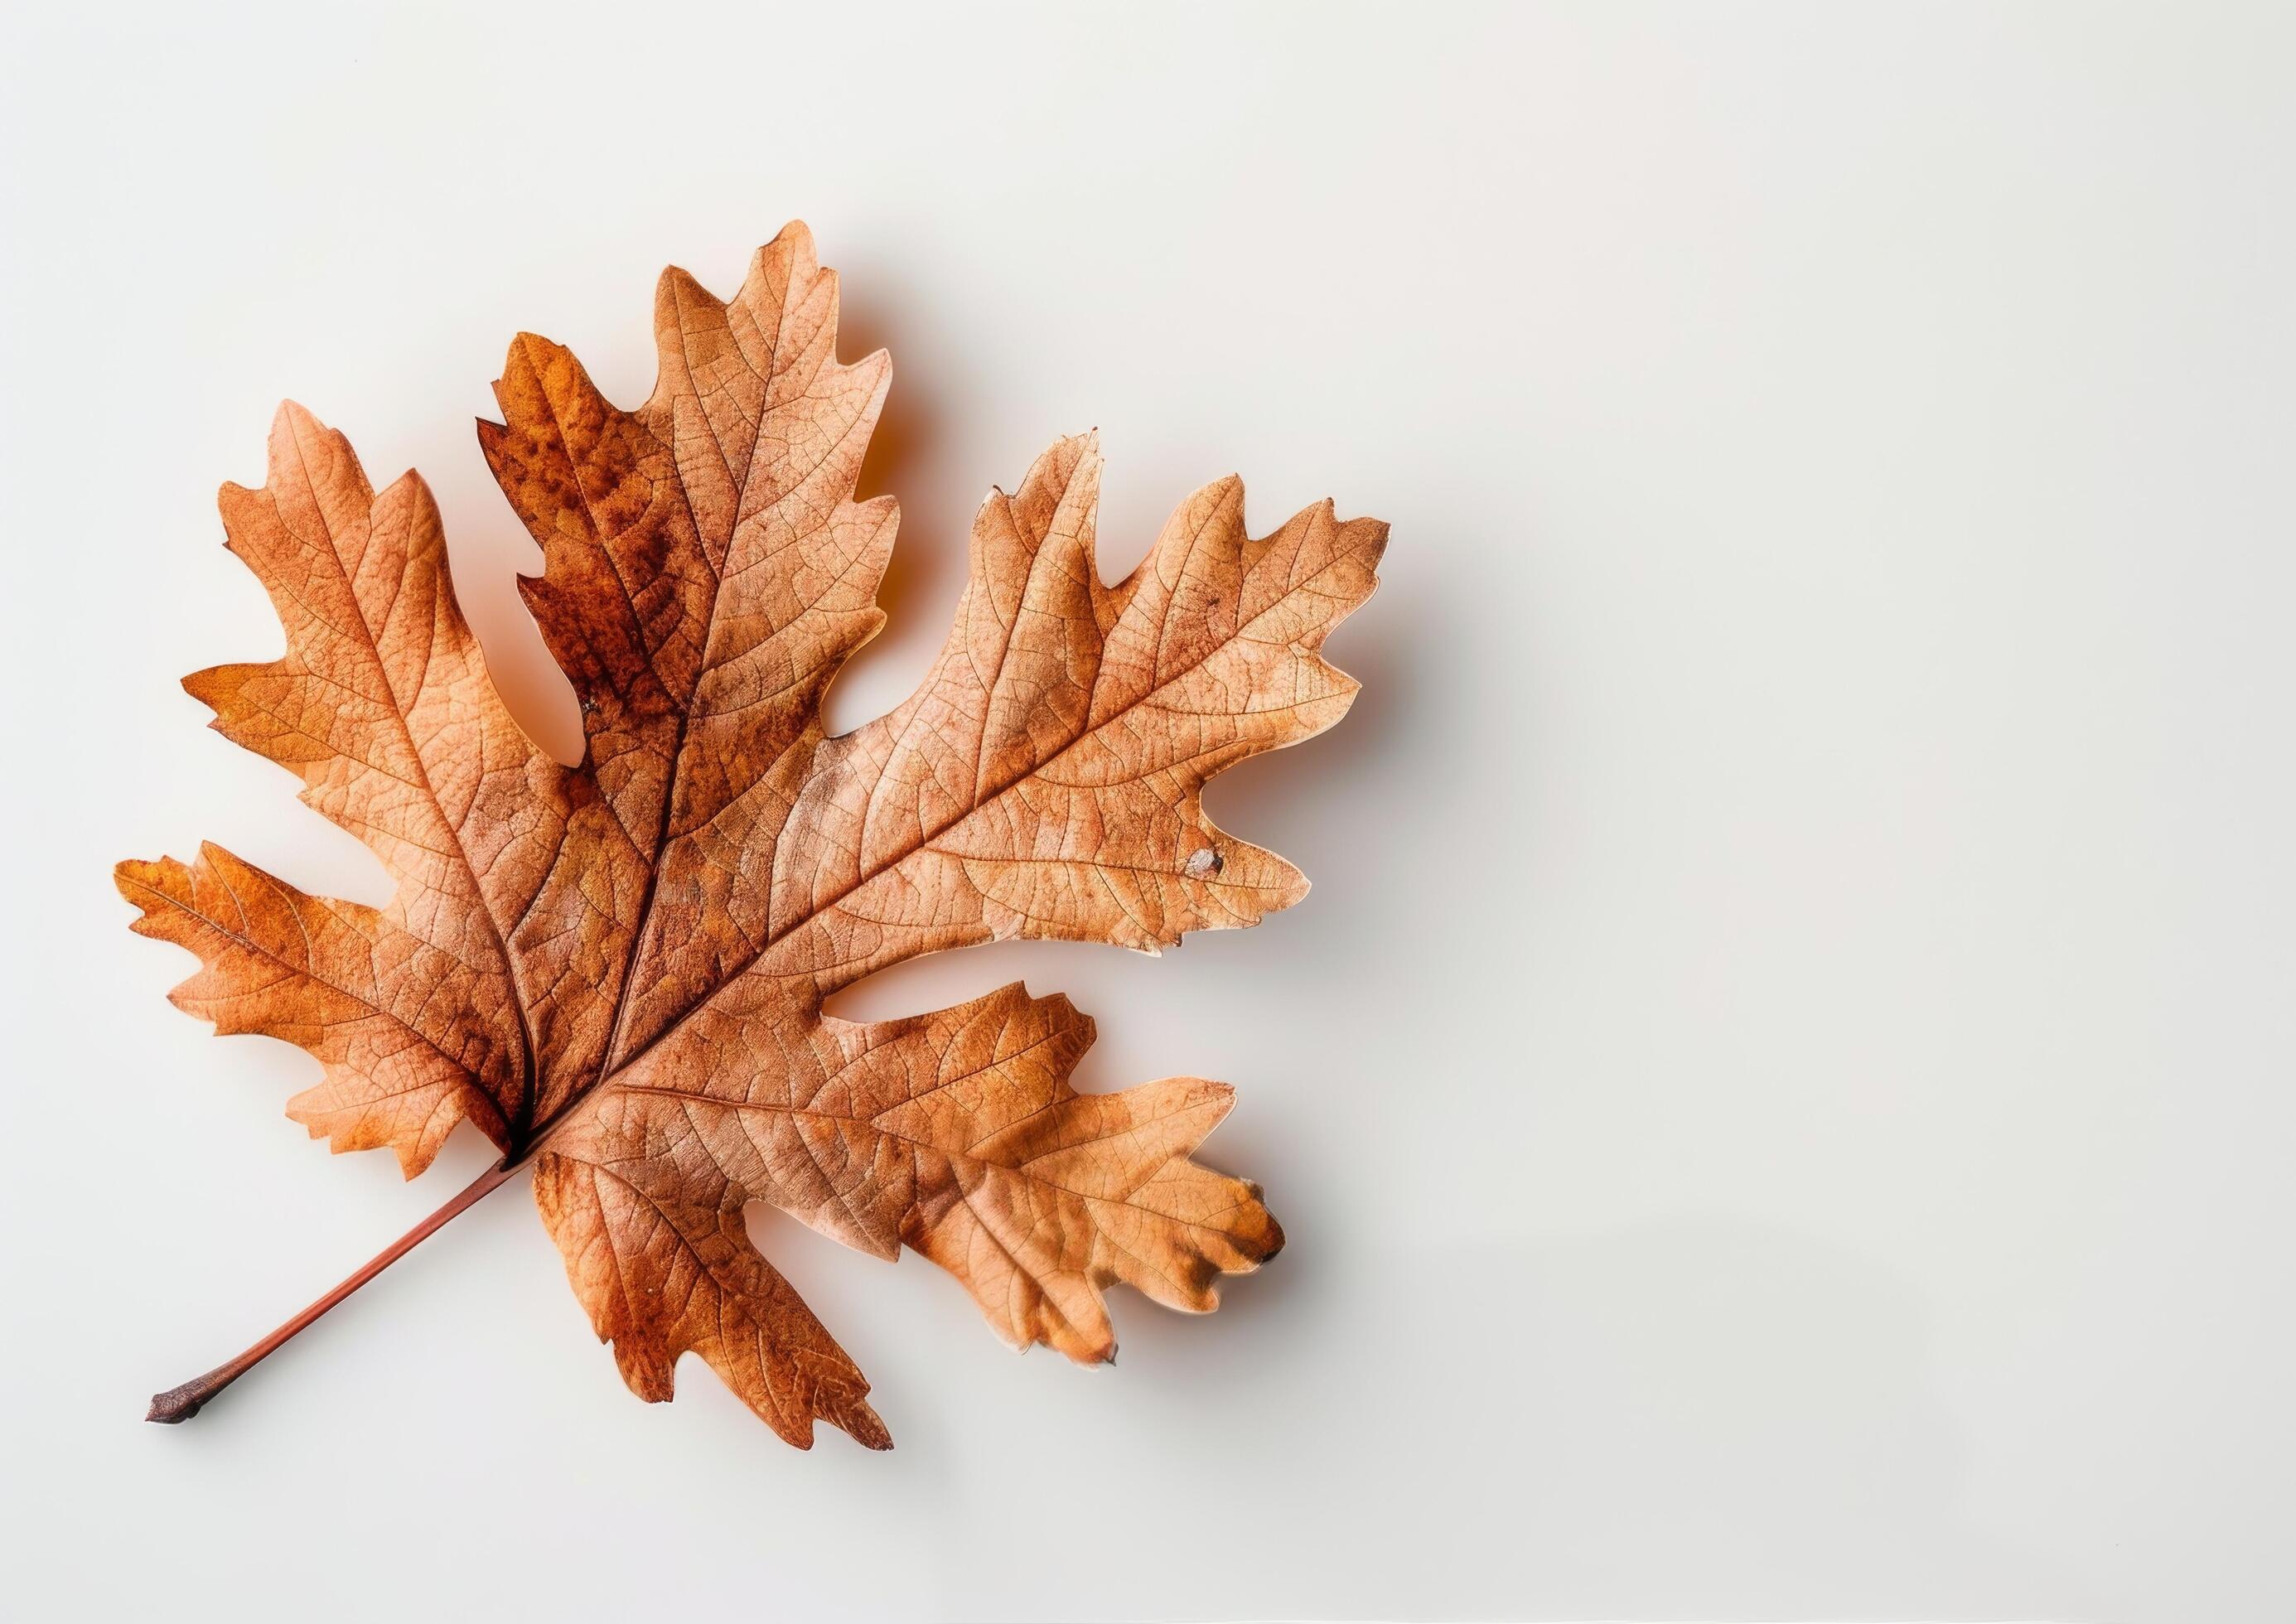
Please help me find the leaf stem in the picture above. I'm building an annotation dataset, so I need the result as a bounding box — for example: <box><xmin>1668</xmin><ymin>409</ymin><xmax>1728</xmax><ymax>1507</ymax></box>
<box><xmin>146</xmin><ymin>1157</ymin><xmax>519</xmax><ymax>1423</ymax></box>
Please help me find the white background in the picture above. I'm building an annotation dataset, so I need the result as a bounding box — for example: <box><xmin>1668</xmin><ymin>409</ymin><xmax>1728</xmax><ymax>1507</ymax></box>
<box><xmin>3</xmin><ymin>3</ymin><xmax>2290</xmax><ymax>1620</ymax></box>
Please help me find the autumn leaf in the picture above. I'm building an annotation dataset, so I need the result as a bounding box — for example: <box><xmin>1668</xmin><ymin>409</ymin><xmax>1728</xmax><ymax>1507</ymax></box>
<box><xmin>119</xmin><ymin>222</ymin><xmax>1385</xmax><ymax>1448</ymax></box>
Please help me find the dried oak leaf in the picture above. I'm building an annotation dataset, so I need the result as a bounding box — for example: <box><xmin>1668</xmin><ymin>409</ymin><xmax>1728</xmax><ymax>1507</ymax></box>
<box><xmin>117</xmin><ymin>222</ymin><xmax>1384</xmax><ymax>1448</ymax></box>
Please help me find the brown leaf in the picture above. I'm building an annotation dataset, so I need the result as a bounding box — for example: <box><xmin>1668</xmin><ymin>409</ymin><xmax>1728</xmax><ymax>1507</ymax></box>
<box><xmin>118</xmin><ymin>222</ymin><xmax>1383</xmax><ymax>1448</ymax></box>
